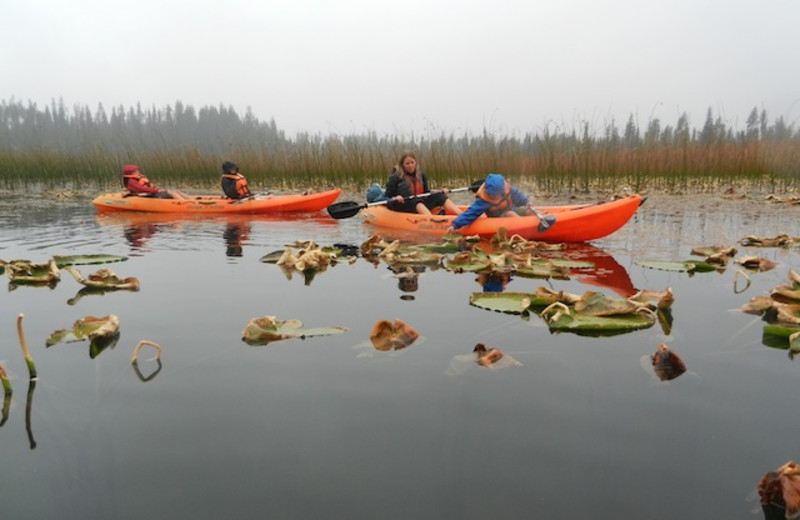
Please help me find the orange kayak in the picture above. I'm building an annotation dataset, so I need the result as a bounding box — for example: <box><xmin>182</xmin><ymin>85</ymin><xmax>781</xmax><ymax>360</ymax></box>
<box><xmin>360</xmin><ymin>194</ymin><xmax>644</xmax><ymax>242</ymax></box>
<box><xmin>93</xmin><ymin>189</ymin><xmax>341</xmax><ymax>214</ymax></box>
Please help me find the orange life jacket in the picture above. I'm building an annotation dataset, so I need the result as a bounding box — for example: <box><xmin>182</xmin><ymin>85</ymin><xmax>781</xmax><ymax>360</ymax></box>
<box><xmin>122</xmin><ymin>172</ymin><xmax>153</xmax><ymax>190</ymax></box>
<box><xmin>221</xmin><ymin>173</ymin><xmax>251</xmax><ymax>198</ymax></box>
<box><xmin>476</xmin><ymin>180</ymin><xmax>513</xmax><ymax>217</ymax></box>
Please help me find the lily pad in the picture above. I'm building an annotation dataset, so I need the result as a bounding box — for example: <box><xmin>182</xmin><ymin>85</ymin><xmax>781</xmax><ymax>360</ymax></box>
<box><xmin>541</xmin><ymin>303</ymin><xmax>655</xmax><ymax>336</ymax></box>
<box><xmin>46</xmin><ymin>315</ymin><xmax>121</xmax><ymax>358</ymax></box>
<box><xmin>635</xmin><ymin>259</ymin><xmax>718</xmax><ymax>273</ymax></box>
<box><xmin>6</xmin><ymin>259</ymin><xmax>60</xmax><ymax>285</ymax></box>
<box><xmin>445</xmin><ymin>251</ymin><xmax>494</xmax><ymax>272</ymax></box>
<box><xmin>63</xmin><ymin>266</ymin><xmax>140</xmax><ymax>291</ymax></box>
<box><xmin>242</xmin><ymin>315</ymin><xmax>348</xmax><ymax>345</ymax></box>
<box><xmin>469</xmin><ymin>292</ymin><xmax>534</xmax><ymax>314</ymax></box>
<box><xmin>53</xmin><ymin>254</ymin><xmax>128</xmax><ymax>267</ymax></box>
<box><xmin>46</xmin><ymin>314</ymin><xmax>121</xmax><ymax>345</ymax></box>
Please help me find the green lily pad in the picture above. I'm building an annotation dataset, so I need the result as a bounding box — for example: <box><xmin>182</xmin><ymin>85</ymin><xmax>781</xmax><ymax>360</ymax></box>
<box><xmin>469</xmin><ymin>292</ymin><xmax>534</xmax><ymax>314</ymax></box>
<box><xmin>514</xmin><ymin>264</ymin><xmax>570</xmax><ymax>279</ymax></box>
<box><xmin>542</xmin><ymin>307</ymin><xmax>655</xmax><ymax>337</ymax></box>
<box><xmin>762</xmin><ymin>324</ymin><xmax>800</xmax><ymax>350</ymax></box>
<box><xmin>635</xmin><ymin>260</ymin><xmax>718</xmax><ymax>273</ymax></box>
<box><xmin>53</xmin><ymin>254</ymin><xmax>128</xmax><ymax>267</ymax></box>
<box><xmin>242</xmin><ymin>315</ymin><xmax>348</xmax><ymax>345</ymax></box>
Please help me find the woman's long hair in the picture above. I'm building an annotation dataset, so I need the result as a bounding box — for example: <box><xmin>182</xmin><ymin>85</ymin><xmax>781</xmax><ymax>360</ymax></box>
<box><xmin>393</xmin><ymin>151</ymin><xmax>418</xmax><ymax>178</ymax></box>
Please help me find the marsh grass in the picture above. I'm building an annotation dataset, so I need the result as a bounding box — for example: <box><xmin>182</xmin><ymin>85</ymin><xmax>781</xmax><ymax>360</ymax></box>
<box><xmin>1</xmin><ymin>99</ymin><xmax>798</xmax><ymax>195</ymax></box>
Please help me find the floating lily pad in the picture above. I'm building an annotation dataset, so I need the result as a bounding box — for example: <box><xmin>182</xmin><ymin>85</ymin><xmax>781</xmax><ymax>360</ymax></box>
<box><xmin>445</xmin><ymin>252</ymin><xmax>493</xmax><ymax>272</ymax></box>
<box><xmin>469</xmin><ymin>292</ymin><xmax>534</xmax><ymax>314</ymax></box>
<box><xmin>62</xmin><ymin>266</ymin><xmax>140</xmax><ymax>291</ymax></box>
<box><xmin>53</xmin><ymin>254</ymin><xmax>128</xmax><ymax>267</ymax></box>
<box><xmin>6</xmin><ymin>259</ymin><xmax>60</xmax><ymax>285</ymax></box>
<box><xmin>46</xmin><ymin>315</ymin><xmax>121</xmax><ymax>358</ymax></box>
<box><xmin>242</xmin><ymin>315</ymin><xmax>348</xmax><ymax>345</ymax></box>
<box><xmin>46</xmin><ymin>314</ymin><xmax>120</xmax><ymax>345</ymax></box>
<box><xmin>635</xmin><ymin>260</ymin><xmax>718</xmax><ymax>273</ymax></box>
<box><xmin>545</xmin><ymin>310</ymin><xmax>655</xmax><ymax>336</ymax></box>
<box><xmin>540</xmin><ymin>303</ymin><xmax>655</xmax><ymax>336</ymax></box>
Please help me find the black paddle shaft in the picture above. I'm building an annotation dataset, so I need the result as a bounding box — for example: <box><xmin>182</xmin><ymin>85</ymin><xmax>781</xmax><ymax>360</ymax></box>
<box><xmin>326</xmin><ymin>182</ymin><xmax>482</xmax><ymax>220</ymax></box>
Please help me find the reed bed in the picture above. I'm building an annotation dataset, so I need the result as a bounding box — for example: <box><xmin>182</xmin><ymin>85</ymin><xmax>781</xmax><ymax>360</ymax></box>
<box><xmin>1</xmin><ymin>99</ymin><xmax>798</xmax><ymax>195</ymax></box>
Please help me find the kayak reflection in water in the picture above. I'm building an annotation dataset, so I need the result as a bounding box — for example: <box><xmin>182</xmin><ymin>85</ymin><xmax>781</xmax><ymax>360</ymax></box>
<box><xmin>224</xmin><ymin>222</ymin><xmax>251</xmax><ymax>257</ymax></box>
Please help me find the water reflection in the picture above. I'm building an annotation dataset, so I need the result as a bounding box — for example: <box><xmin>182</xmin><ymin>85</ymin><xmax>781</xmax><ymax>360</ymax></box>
<box><xmin>544</xmin><ymin>243</ymin><xmax>637</xmax><ymax>297</ymax></box>
<box><xmin>223</xmin><ymin>221</ymin><xmax>250</xmax><ymax>257</ymax></box>
<box><xmin>391</xmin><ymin>265</ymin><xmax>425</xmax><ymax>300</ymax></box>
<box><xmin>95</xmin><ymin>211</ymin><xmax>339</xmax><ymax>256</ymax></box>
<box><xmin>475</xmin><ymin>271</ymin><xmax>512</xmax><ymax>292</ymax></box>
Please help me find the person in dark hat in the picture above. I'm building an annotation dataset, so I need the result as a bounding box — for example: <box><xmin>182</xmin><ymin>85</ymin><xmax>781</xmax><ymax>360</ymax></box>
<box><xmin>220</xmin><ymin>161</ymin><xmax>252</xmax><ymax>199</ymax></box>
<box><xmin>446</xmin><ymin>173</ymin><xmax>532</xmax><ymax>233</ymax></box>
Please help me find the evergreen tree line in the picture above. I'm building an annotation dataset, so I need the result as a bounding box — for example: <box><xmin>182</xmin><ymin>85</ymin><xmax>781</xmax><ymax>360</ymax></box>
<box><xmin>0</xmin><ymin>98</ymin><xmax>798</xmax><ymax>192</ymax></box>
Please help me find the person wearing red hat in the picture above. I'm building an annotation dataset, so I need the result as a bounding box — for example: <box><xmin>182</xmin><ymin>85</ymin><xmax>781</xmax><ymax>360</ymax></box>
<box><xmin>121</xmin><ymin>165</ymin><xmax>192</xmax><ymax>199</ymax></box>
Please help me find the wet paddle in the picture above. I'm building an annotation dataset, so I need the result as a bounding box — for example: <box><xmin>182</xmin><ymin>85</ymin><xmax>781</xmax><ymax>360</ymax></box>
<box><xmin>327</xmin><ymin>181</ymin><xmax>483</xmax><ymax>220</ymax></box>
<box><xmin>528</xmin><ymin>206</ymin><xmax>556</xmax><ymax>233</ymax></box>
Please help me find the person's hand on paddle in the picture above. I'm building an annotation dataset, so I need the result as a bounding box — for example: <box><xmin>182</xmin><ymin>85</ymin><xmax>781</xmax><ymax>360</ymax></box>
<box><xmin>392</xmin><ymin>195</ymin><xmax>404</xmax><ymax>204</ymax></box>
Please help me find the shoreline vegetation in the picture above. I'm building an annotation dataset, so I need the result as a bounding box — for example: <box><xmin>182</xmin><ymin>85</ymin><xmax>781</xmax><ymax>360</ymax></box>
<box><xmin>1</xmin><ymin>98</ymin><xmax>798</xmax><ymax>195</ymax></box>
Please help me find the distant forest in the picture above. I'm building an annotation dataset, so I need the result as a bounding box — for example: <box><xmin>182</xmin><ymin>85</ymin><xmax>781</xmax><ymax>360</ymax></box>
<box><xmin>1</xmin><ymin>98</ymin><xmax>798</xmax><ymax>192</ymax></box>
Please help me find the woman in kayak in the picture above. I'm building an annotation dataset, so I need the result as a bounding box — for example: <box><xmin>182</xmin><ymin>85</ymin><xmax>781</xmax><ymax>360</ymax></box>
<box><xmin>220</xmin><ymin>161</ymin><xmax>253</xmax><ymax>200</ymax></box>
<box><xmin>447</xmin><ymin>173</ymin><xmax>532</xmax><ymax>233</ymax></box>
<box><xmin>385</xmin><ymin>151</ymin><xmax>461</xmax><ymax>215</ymax></box>
<box><xmin>122</xmin><ymin>165</ymin><xmax>192</xmax><ymax>199</ymax></box>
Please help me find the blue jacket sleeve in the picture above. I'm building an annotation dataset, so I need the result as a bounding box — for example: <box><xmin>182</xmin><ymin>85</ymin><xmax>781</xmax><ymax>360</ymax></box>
<box><xmin>451</xmin><ymin>198</ymin><xmax>492</xmax><ymax>229</ymax></box>
<box><xmin>510</xmin><ymin>186</ymin><xmax>529</xmax><ymax>207</ymax></box>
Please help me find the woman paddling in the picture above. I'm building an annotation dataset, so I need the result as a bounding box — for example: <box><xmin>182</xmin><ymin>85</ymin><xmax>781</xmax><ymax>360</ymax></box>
<box><xmin>385</xmin><ymin>151</ymin><xmax>461</xmax><ymax>215</ymax></box>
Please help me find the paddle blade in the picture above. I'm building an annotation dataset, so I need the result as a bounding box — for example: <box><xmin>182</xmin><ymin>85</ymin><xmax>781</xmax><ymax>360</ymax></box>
<box><xmin>530</xmin><ymin>208</ymin><xmax>556</xmax><ymax>233</ymax></box>
<box><xmin>327</xmin><ymin>201</ymin><xmax>367</xmax><ymax>219</ymax></box>
<box><xmin>538</xmin><ymin>215</ymin><xmax>556</xmax><ymax>233</ymax></box>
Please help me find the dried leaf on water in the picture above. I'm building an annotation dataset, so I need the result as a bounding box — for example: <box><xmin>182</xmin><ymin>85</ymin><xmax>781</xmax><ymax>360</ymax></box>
<box><xmin>242</xmin><ymin>315</ymin><xmax>348</xmax><ymax>345</ymax></box>
<box><xmin>369</xmin><ymin>319</ymin><xmax>419</xmax><ymax>351</ymax></box>
<box><xmin>63</xmin><ymin>266</ymin><xmax>140</xmax><ymax>291</ymax></box>
<box><xmin>650</xmin><ymin>343</ymin><xmax>687</xmax><ymax>381</ymax></box>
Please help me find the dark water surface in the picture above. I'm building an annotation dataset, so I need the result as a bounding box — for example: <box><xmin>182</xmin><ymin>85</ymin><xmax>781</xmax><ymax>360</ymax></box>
<box><xmin>1</xmin><ymin>192</ymin><xmax>800</xmax><ymax>519</ymax></box>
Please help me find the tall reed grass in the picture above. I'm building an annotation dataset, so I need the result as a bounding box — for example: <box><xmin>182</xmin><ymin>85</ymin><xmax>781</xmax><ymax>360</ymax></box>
<box><xmin>1</xmin><ymin>99</ymin><xmax>798</xmax><ymax>194</ymax></box>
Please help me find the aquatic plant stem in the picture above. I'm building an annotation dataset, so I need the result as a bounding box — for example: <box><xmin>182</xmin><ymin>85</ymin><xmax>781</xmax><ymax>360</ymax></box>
<box><xmin>0</xmin><ymin>364</ymin><xmax>11</xmax><ymax>395</ymax></box>
<box><xmin>17</xmin><ymin>313</ymin><xmax>37</xmax><ymax>379</ymax></box>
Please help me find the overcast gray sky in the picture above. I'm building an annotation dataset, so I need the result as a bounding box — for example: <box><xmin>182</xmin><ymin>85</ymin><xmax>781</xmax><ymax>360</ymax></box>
<box><xmin>3</xmin><ymin>0</ymin><xmax>798</xmax><ymax>137</ymax></box>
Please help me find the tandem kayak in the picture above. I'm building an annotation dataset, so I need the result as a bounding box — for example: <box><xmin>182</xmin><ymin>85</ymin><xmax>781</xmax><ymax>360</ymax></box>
<box><xmin>360</xmin><ymin>194</ymin><xmax>644</xmax><ymax>242</ymax></box>
<box><xmin>92</xmin><ymin>189</ymin><xmax>341</xmax><ymax>214</ymax></box>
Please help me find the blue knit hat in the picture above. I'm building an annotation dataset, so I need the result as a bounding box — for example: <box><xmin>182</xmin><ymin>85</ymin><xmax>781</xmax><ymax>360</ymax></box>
<box><xmin>484</xmin><ymin>174</ymin><xmax>505</xmax><ymax>196</ymax></box>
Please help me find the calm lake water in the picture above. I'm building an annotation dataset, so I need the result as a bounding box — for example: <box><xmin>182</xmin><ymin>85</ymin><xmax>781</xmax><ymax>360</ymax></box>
<box><xmin>1</xmin><ymin>191</ymin><xmax>800</xmax><ymax>520</ymax></box>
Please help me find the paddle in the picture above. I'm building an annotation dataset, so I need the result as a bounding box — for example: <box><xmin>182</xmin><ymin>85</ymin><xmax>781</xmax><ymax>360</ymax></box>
<box><xmin>230</xmin><ymin>191</ymin><xmax>272</xmax><ymax>205</ymax></box>
<box><xmin>528</xmin><ymin>206</ymin><xmax>556</xmax><ymax>233</ymax></box>
<box><xmin>327</xmin><ymin>180</ymin><xmax>483</xmax><ymax>220</ymax></box>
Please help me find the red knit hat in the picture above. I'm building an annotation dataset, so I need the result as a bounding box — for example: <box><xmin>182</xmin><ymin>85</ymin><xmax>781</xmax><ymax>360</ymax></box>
<box><xmin>122</xmin><ymin>165</ymin><xmax>139</xmax><ymax>176</ymax></box>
